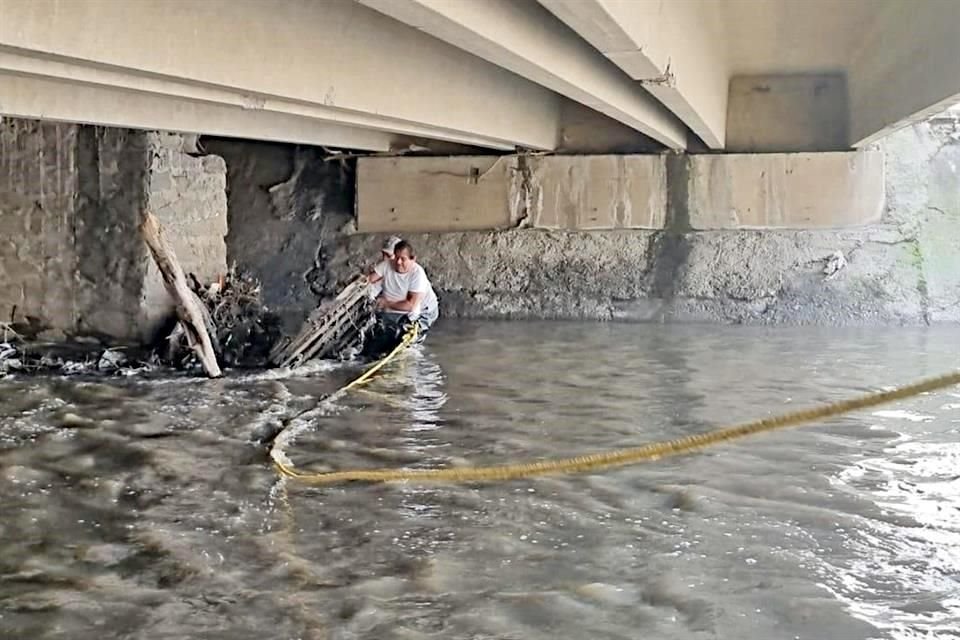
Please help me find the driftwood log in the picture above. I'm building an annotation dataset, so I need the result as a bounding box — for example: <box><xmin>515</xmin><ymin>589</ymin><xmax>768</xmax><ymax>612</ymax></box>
<box><xmin>140</xmin><ymin>212</ymin><xmax>222</xmax><ymax>378</ymax></box>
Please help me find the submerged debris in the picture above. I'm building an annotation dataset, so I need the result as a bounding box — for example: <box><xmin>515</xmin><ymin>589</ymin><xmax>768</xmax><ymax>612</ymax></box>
<box><xmin>1</xmin><ymin>323</ymin><xmax>154</xmax><ymax>377</ymax></box>
<box><xmin>823</xmin><ymin>250</ymin><xmax>848</xmax><ymax>280</ymax></box>
<box><xmin>163</xmin><ymin>267</ymin><xmax>283</xmax><ymax>370</ymax></box>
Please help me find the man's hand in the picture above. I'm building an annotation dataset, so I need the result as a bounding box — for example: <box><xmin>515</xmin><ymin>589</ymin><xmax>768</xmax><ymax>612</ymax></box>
<box><xmin>375</xmin><ymin>297</ymin><xmax>390</xmax><ymax>310</ymax></box>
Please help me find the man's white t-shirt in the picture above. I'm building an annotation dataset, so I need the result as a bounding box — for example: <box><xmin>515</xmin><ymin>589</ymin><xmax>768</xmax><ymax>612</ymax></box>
<box><xmin>374</xmin><ymin>262</ymin><xmax>438</xmax><ymax>321</ymax></box>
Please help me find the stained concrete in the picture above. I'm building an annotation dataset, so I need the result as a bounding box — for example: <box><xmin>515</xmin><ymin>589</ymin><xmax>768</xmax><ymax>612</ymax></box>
<box><xmin>0</xmin><ymin>118</ymin><xmax>227</xmax><ymax>341</ymax></box>
<box><xmin>726</xmin><ymin>74</ymin><xmax>849</xmax><ymax>152</ymax></box>
<box><xmin>357</xmin><ymin>150</ymin><xmax>881</xmax><ymax>234</ymax></box>
<box><xmin>530</xmin><ymin>156</ymin><xmax>667</xmax><ymax>229</ymax></box>
<box><xmin>0</xmin><ymin>119</ymin><xmax>156</xmax><ymax>340</ymax></box>
<box><xmin>325</xmin><ymin>120</ymin><xmax>960</xmax><ymax>326</ymax></box>
<box><xmin>204</xmin><ymin>138</ymin><xmax>354</xmax><ymax>332</ymax></box>
<box><xmin>326</xmin><ymin>230</ymin><xmax>657</xmax><ymax>320</ymax></box>
<box><xmin>358</xmin><ymin>154</ymin><xmax>668</xmax><ymax>233</ymax></box>
<box><xmin>1</xmin><ymin>119</ymin><xmax>81</xmax><ymax>335</ymax></box>
<box><xmin>73</xmin><ymin>126</ymin><xmax>153</xmax><ymax>339</ymax></box>
<box><xmin>358</xmin><ymin>156</ymin><xmax>519</xmax><ymax>233</ymax></box>
<box><xmin>686</xmin><ymin>151</ymin><xmax>884</xmax><ymax>229</ymax></box>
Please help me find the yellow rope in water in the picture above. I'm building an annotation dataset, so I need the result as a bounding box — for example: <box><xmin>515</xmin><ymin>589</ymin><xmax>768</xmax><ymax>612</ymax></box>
<box><xmin>340</xmin><ymin>324</ymin><xmax>418</xmax><ymax>392</ymax></box>
<box><xmin>272</xmin><ymin>328</ymin><xmax>960</xmax><ymax>486</ymax></box>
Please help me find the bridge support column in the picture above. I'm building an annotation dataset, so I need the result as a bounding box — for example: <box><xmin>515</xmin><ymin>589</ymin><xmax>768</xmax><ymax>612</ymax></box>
<box><xmin>0</xmin><ymin>117</ymin><xmax>227</xmax><ymax>341</ymax></box>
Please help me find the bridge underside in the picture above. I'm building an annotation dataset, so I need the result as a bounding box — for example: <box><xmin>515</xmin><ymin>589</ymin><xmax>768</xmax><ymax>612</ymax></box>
<box><xmin>1</xmin><ymin>0</ymin><xmax>959</xmax><ymax>153</ymax></box>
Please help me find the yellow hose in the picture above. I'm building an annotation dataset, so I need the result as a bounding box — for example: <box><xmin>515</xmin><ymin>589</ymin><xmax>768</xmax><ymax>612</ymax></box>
<box><xmin>272</xmin><ymin>334</ymin><xmax>960</xmax><ymax>485</ymax></box>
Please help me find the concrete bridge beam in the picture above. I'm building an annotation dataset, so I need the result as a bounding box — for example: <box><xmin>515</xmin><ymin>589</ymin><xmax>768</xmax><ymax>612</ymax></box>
<box><xmin>0</xmin><ymin>0</ymin><xmax>562</xmax><ymax>151</ymax></box>
<box><xmin>850</xmin><ymin>0</ymin><xmax>960</xmax><ymax>146</ymax></box>
<box><xmin>539</xmin><ymin>0</ymin><xmax>729</xmax><ymax>149</ymax></box>
<box><xmin>356</xmin><ymin>0</ymin><xmax>687</xmax><ymax>149</ymax></box>
<box><xmin>0</xmin><ymin>72</ymin><xmax>394</xmax><ymax>151</ymax></box>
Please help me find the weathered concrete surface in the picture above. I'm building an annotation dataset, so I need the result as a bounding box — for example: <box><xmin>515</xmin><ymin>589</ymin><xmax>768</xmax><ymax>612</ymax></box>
<box><xmin>726</xmin><ymin>74</ymin><xmax>849</xmax><ymax>152</ymax></box>
<box><xmin>669</xmin><ymin>114</ymin><xmax>960</xmax><ymax>324</ymax></box>
<box><xmin>0</xmin><ymin>117</ymin><xmax>227</xmax><ymax>341</ymax></box>
<box><xmin>0</xmin><ymin>118</ymin><xmax>82</xmax><ymax>335</ymax></box>
<box><xmin>326</xmin><ymin>120</ymin><xmax>960</xmax><ymax>326</ymax></box>
<box><xmin>326</xmin><ymin>230</ymin><xmax>657</xmax><ymax>320</ymax></box>
<box><xmin>663</xmin><ymin>227</ymin><xmax>926</xmax><ymax>325</ymax></box>
<box><xmin>358</xmin><ymin>154</ymin><xmax>667</xmax><ymax>233</ymax></box>
<box><xmin>73</xmin><ymin>126</ymin><xmax>152</xmax><ymax>339</ymax></box>
<box><xmin>325</xmin><ymin>225</ymin><xmax>927</xmax><ymax>325</ymax></box>
<box><xmin>556</xmin><ymin>98</ymin><xmax>662</xmax><ymax>155</ymax></box>
<box><xmin>530</xmin><ymin>156</ymin><xmax>667</xmax><ymax>229</ymax></box>
<box><xmin>686</xmin><ymin>151</ymin><xmax>885</xmax><ymax>230</ymax></box>
<box><xmin>140</xmin><ymin>132</ymin><xmax>228</xmax><ymax>336</ymax></box>
<box><xmin>884</xmin><ymin>115</ymin><xmax>960</xmax><ymax>323</ymax></box>
<box><xmin>358</xmin><ymin>156</ymin><xmax>519</xmax><ymax>233</ymax></box>
<box><xmin>206</xmin><ymin>138</ymin><xmax>354</xmax><ymax>332</ymax></box>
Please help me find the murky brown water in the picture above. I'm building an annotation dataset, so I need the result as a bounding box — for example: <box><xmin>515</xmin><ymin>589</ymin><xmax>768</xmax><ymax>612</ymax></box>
<box><xmin>2</xmin><ymin>321</ymin><xmax>959</xmax><ymax>639</ymax></box>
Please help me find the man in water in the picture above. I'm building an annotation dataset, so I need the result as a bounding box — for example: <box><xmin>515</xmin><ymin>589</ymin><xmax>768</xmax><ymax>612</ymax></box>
<box><xmin>366</xmin><ymin>239</ymin><xmax>439</xmax><ymax>346</ymax></box>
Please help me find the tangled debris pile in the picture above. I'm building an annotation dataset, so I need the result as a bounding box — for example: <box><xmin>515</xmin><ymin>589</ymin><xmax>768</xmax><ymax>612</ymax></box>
<box><xmin>163</xmin><ymin>267</ymin><xmax>284</xmax><ymax>370</ymax></box>
<box><xmin>1</xmin><ymin>267</ymin><xmax>283</xmax><ymax>379</ymax></box>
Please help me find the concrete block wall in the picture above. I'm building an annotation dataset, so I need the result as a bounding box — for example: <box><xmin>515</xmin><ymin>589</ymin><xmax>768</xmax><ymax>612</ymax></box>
<box><xmin>141</xmin><ymin>132</ymin><xmax>228</xmax><ymax>334</ymax></box>
<box><xmin>0</xmin><ymin>117</ymin><xmax>228</xmax><ymax>342</ymax></box>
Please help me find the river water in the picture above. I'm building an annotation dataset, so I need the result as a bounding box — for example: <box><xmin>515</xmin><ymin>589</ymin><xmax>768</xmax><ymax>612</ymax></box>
<box><xmin>2</xmin><ymin>321</ymin><xmax>959</xmax><ymax>640</ymax></box>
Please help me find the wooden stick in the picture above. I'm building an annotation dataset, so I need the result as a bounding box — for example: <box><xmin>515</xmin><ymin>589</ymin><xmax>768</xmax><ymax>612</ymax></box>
<box><xmin>140</xmin><ymin>212</ymin><xmax>222</xmax><ymax>378</ymax></box>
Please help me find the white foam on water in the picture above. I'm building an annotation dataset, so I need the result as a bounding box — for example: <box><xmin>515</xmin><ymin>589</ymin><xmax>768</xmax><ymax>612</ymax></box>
<box><xmin>871</xmin><ymin>410</ymin><xmax>936</xmax><ymax>423</ymax></box>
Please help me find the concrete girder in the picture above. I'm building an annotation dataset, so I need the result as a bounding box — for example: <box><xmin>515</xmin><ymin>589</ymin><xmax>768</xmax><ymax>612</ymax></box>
<box><xmin>849</xmin><ymin>0</ymin><xmax>960</xmax><ymax>146</ymax></box>
<box><xmin>0</xmin><ymin>72</ymin><xmax>394</xmax><ymax>151</ymax></box>
<box><xmin>0</xmin><ymin>49</ymin><xmax>502</xmax><ymax>151</ymax></box>
<box><xmin>538</xmin><ymin>0</ymin><xmax>728</xmax><ymax>149</ymax></box>
<box><xmin>0</xmin><ymin>0</ymin><xmax>561</xmax><ymax>151</ymax></box>
<box><xmin>356</xmin><ymin>0</ymin><xmax>688</xmax><ymax>149</ymax></box>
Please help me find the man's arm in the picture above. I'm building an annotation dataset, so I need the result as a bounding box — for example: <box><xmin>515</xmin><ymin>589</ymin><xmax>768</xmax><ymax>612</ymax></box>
<box><xmin>378</xmin><ymin>290</ymin><xmax>424</xmax><ymax>312</ymax></box>
<box><xmin>367</xmin><ymin>260</ymin><xmax>387</xmax><ymax>284</ymax></box>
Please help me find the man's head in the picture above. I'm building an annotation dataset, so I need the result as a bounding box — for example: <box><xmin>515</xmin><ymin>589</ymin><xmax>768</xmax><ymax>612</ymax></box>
<box><xmin>381</xmin><ymin>235</ymin><xmax>402</xmax><ymax>260</ymax></box>
<box><xmin>392</xmin><ymin>240</ymin><xmax>416</xmax><ymax>273</ymax></box>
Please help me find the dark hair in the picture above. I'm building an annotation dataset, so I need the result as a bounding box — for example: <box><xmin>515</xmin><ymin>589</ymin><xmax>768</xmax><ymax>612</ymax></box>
<box><xmin>393</xmin><ymin>240</ymin><xmax>415</xmax><ymax>258</ymax></box>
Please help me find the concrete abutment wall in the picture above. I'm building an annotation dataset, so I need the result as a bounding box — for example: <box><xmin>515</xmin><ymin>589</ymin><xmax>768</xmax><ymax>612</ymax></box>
<box><xmin>0</xmin><ymin>117</ymin><xmax>227</xmax><ymax>342</ymax></box>
<box><xmin>332</xmin><ymin>123</ymin><xmax>957</xmax><ymax>326</ymax></box>
<box><xmin>1</xmin><ymin>113</ymin><xmax>957</xmax><ymax>344</ymax></box>
<box><xmin>356</xmin><ymin>150</ymin><xmax>884</xmax><ymax>233</ymax></box>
